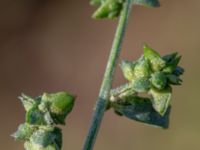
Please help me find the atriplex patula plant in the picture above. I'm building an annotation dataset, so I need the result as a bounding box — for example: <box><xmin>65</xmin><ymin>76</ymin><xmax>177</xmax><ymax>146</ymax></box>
<box><xmin>12</xmin><ymin>0</ymin><xmax>184</xmax><ymax>150</ymax></box>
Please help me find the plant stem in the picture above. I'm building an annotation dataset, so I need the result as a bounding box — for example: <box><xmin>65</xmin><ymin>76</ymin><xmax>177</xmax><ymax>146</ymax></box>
<box><xmin>82</xmin><ymin>1</ymin><xmax>132</xmax><ymax>150</ymax></box>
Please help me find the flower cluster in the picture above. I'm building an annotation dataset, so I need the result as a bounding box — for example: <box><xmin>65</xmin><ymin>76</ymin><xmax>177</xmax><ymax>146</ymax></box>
<box><xmin>109</xmin><ymin>44</ymin><xmax>184</xmax><ymax>128</ymax></box>
<box><xmin>12</xmin><ymin>92</ymin><xmax>75</xmax><ymax>150</ymax></box>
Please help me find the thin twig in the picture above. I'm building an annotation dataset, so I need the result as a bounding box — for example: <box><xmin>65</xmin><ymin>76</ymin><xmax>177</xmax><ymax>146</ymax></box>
<box><xmin>82</xmin><ymin>1</ymin><xmax>132</xmax><ymax>149</ymax></box>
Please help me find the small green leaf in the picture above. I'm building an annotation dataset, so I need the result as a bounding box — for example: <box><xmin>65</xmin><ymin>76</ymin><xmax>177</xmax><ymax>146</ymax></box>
<box><xmin>149</xmin><ymin>87</ymin><xmax>172</xmax><ymax>116</ymax></box>
<box><xmin>132</xmin><ymin>0</ymin><xmax>160</xmax><ymax>7</ymax></box>
<box><xmin>111</xmin><ymin>96</ymin><xmax>170</xmax><ymax>128</ymax></box>
<box><xmin>11</xmin><ymin>123</ymin><xmax>35</xmax><ymax>141</ymax></box>
<box><xmin>143</xmin><ymin>44</ymin><xmax>166</xmax><ymax>71</ymax></box>
<box><xmin>151</xmin><ymin>71</ymin><xmax>167</xmax><ymax>90</ymax></box>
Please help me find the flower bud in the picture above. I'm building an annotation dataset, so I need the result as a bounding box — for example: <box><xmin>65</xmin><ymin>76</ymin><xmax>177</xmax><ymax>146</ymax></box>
<box><xmin>133</xmin><ymin>56</ymin><xmax>150</xmax><ymax>78</ymax></box>
<box><xmin>41</xmin><ymin>92</ymin><xmax>75</xmax><ymax>124</ymax></box>
<box><xmin>151</xmin><ymin>71</ymin><xmax>167</xmax><ymax>90</ymax></box>
<box><xmin>26</xmin><ymin>107</ymin><xmax>46</xmax><ymax>125</ymax></box>
<box><xmin>25</xmin><ymin>127</ymin><xmax>62</xmax><ymax>150</ymax></box>
<box><xmin>131</xmin><ymin>77</ymin><xmax>150</xmax><ymax>92</ymax></box>
<box><xmin>11</xmin><ymin>123</ymin><xmax>35</xmax><ymax>141</ymax></box>
<box><xmin>120</xmin><ymin>60</ymin><xmax>136</xmax><ymax>81</ymax></box>
<box><xmin>162</xmin><ymin>52</ymin><xmax>181</xmax><ymax>73</ymax></box>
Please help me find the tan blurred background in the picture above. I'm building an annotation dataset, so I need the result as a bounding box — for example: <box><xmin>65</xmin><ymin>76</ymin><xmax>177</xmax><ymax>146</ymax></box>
<box><xmin>0</xmin><ymin>0</ymin><xmax>199</xmax><ymax>149</ymax></box>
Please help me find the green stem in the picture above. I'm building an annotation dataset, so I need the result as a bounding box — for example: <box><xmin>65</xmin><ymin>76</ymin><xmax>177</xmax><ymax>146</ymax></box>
<box><xmin>82</xmin><ymin>1</ymin><xmax>132</xmax><ymax>150</ymax></box>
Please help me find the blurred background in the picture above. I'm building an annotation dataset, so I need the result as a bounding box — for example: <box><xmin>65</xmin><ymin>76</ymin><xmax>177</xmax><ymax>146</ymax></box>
<box><xmin>0</xmin><ymin>0</ymin><xmax>199</xmax><ymax>149</ymax></box>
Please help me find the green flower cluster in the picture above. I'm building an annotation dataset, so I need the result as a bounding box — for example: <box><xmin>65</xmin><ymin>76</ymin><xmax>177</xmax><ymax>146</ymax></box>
<box><xmin>12</xmin><ymin>92</ymin><xmax>75</xmax><ymax>150</ymax></box>
<box><xmin>109</xmin><ymin>44</ymin><xmax>184</xmax><ymax>128</ymax></box>
<box><xmin>90</xmin><ymin>0</ymin><xmax>160</xmax><ymax>19</ymax></box>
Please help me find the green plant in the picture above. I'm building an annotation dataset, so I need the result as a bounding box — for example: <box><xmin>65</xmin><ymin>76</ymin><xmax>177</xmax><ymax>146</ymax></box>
<box><xmin>12</xmin><ymin>0</ymin><xmax>184</xmax><ymax>150</ymax></box>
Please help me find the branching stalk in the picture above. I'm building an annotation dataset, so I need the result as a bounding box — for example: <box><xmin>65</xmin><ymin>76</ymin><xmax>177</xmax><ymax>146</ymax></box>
<box><xmin>82</xmin><ymin>1</ymin><xmax>132</xmax><ymax>150</ymax></box>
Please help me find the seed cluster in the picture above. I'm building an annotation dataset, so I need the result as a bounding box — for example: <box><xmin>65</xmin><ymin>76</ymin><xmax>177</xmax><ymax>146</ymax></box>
<box><xmin>109</xmin><ymin>44</ymin><xmax>184</xmax><ymax>128</ymax></box>
<box><xmin>12</xmin><ymin>92</ymin><xmax>75</xmax><ymax>150</ymax></box>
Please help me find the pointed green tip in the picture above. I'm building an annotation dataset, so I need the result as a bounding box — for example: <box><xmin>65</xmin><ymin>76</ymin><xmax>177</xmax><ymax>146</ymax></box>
<box><xmin>143</xmin><ymin>43</ymin><xmax>149</xmax><ymax>50</ymax></box>
<box><xmin>143</xmin><ymin>43</ymin><xmax>160</xmax><ymax>57</ymax></box>
<box><xmin>143</xmin><ymin>43</ymin><xmax>158</xmax><ymax>53</ymax></box>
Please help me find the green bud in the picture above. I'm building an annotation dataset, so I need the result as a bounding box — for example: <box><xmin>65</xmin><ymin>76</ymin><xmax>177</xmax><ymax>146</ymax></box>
<box><xmin>120</xmin><ymin>60</ymin><xmax>136</xmax><ymax>81</ymax></box>
<box><xmin>162</xmin><ymin>52</ymin><xmax>181</xmax><ymax>73</ymax></box>
<box><xmin>131</xmin><ymin>77</ymin><xmax>150</xmax><ymax>92</ymax></box>
<box><xmin>143</xmin><ymin>44</ymin><xmax>166</xmax><ymax>71</ymax></box>
<box><xmin>11</xmin><ymin>123</ymin><xmax>35</xmax><ymax>141</ymax></box>
<box><xmin>149</xmin><ymin>87</ymin><xmax>172</xmax><ymax>116</ymax></box>
<box><xmin>129</xmin><ymin>57</ymin><xmax>151</xmax><ymax>92</ymax></box>
<box><xmin>26</xmin><ymin>107</ymin><xmax>46</xmax><ymax>125</ymax></box>
<box><xmin>151</xmin><ymin>71</ymin><xmax>167</xmax><ymax>90</ymax></box>
<box><xmin>41</xmin><ymin>92</ymin><xmax>75</xmax><ymax>124</ymax></box>
<box><xmin>134</xmin><ymin>56</ymin><xmax>150</xmax><ymax>78</ymax></box>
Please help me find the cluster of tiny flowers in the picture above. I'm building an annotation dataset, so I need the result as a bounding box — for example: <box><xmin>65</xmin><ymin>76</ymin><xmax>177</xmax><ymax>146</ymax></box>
<box><xmin>12</xmin><ymin>92</ymin><xmax>75</xmax><ymax>150</ymax></box>
<box><xmin>109</xmin><ymin>44</ymin><xmax>184</xmax><ymax>128</ymax></box>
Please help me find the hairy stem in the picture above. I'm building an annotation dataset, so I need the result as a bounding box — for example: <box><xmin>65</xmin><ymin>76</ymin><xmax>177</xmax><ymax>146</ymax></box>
<box><xmin>82</xmin><ymin>1</ymin><xmax>132</xmax><ymax>150</ymax></box>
